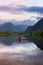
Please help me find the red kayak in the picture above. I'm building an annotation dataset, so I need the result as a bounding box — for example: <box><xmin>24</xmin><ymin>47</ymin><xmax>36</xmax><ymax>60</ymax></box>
<box><xmin>15</xmin><ymin>37</ymin><xmax>28</xmax><ymax>41</ymax></box>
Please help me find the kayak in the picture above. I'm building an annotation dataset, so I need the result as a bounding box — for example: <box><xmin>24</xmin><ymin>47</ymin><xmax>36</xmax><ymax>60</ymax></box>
<box><xmin>15</xmin><ymin>37</ymin><xmax>28</xmax><ymax>40</ymax></box>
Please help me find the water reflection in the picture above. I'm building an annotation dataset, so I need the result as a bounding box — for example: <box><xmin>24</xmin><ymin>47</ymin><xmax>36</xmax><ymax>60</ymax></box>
<box><xmin>0</xmin><ymin>36</ymin><xmax>40</xmax><ymax>54</ymax></box>
<box><xmin>0</xmin><ymin>36</ymin><xmax>28</xmax><ymax>45</ymax></box>
<box><xmin>0</xmin><ymin>36</ymin><xmax>43</xmax><ymax>50</ymax></box>
<box><xmin>0</xmin><ymin>36</ymin><xmax>43</xmax><ymax>65</ymax></box>
<box><xmin>0</xmin><ymin>36</ymin><xmax>14</xmax><ymax>45</ymax></box>
<box><xmin>27</xmin><ymin>36</ymin><xmax>43</xmax><ymax>50</ymax></box>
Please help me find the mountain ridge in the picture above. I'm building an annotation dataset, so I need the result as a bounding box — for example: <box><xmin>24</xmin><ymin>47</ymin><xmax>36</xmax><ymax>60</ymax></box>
<box><xmin>26</xmin><ymin>18</ymin><xmax>43</xmax><ymax>32</ymax></box>
<box><xmin>0</xmin><ymin>22</ymin><xmax>27</xmax><ymax>32</ymax></box>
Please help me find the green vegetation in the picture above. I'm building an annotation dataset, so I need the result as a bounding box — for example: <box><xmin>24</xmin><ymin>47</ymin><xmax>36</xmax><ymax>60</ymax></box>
<box><xmin>29</xmin><ymin>30</ymin><xmax>43</xmax><ymax>40</ymax></box>
<box><xmin>0</xmin><ymin>32</ymin><xmax>27</xmax><ymax>36</ymax></box>
<box><xmin>0</xmin><ymin>32</ymin><xmax>17</xmax><ymax>36</ymax></box>
<box><xmin>0</xmin><ymin>30</ymin><xmax>43</xmax><ymax>40</ymax></box>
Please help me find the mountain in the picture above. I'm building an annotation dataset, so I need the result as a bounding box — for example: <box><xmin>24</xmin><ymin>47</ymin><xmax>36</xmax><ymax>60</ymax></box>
<box><xmin>10</xmin><ymin>19</ymin><xmax>36</xmax><ymax>26</ymax></box>
<box><xmin>0</xmin><ymin>22</ymin><xmax>27</xmax><ymax>32</ymax></box>
<box><xmin>26</xmin><ymin>18</ymin><xmax>43</xmax><ymax>32</ymax></box>
<box><xmin>0</xmin><ymin>22</ymin><xmax>16</xmax><ymax>32</ymax></box>
<box><xmin>15</xmin><ymin>25</ymin><xmax>28</xmax><ymax>32</ymax></box>
<box><xmin>25</xmin><ymin>18</ymin><xmax>43</xmax><ymax>50</ymax></box>
<box><xmin>19</xmin><ymin>20</ymin><xmax>36</xmax><ymax>26</ymax></box>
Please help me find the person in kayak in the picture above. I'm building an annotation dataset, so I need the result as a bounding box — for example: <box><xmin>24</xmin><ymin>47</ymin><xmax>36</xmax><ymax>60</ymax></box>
<box><xmin>19</xmin><ymin>37</ymin><xmax>21</xmax><ymax>42</ymax></box>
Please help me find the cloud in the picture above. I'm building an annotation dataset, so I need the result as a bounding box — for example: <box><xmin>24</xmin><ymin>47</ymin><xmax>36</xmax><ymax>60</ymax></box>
<box><xmin>0</xmin><ymin>6</ymin><xmax>17</xmax><ymax>14</ymax></box>
<box><xmin>0</xmin><ymin>5</ymin><xmax>43</xmax><ymax>25</ymax></box>
<box><xmin>0</xmin><ymin>6</ymin><xmax>43</xmax><ymax>14</ymax></box>
<box><xmin>0</xmin><ymin>5</ymin><xmax>26</xmax><ymax>14</ymax></box>
<box><xmin>22</xmin><ymin>7</ymin><xmax>43</xmax><ymax>14</ymax></box>
<box><xmin>0</xmin><ymin>10</ymin><xmax>41</xmax><ymax>22</ymax></box>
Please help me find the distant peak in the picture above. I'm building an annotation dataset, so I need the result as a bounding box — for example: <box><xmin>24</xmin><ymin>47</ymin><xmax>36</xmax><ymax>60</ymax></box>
<box><xmin>39</xmin><ymin>18</ymin><xmax>43</xmax><ymax>21</ymax></box>
<box><xmin>3</xmin><ymin>22</ymin><xmax>14</xmax><ymax>25</ymax></box>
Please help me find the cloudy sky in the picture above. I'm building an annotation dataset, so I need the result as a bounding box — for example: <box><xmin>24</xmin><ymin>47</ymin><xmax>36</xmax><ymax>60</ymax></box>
<box><xmin>0</xmin><ymin>0</ymin><xmax>43</xmax><ymax>25</ymax></box>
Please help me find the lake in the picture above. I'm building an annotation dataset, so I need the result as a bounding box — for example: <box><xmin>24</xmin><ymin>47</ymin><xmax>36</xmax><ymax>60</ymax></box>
<box><xmin>0</xmin><ymin>36</ymin><xmax>43</xmax><ymax>65</ymax></box>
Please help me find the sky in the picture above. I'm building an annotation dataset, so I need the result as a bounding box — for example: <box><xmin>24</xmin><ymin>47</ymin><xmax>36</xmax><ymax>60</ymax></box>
<box><xmin>0</xmin><ymin>0</ymin><xmax>43</xmax><ymax>25</ymax></box>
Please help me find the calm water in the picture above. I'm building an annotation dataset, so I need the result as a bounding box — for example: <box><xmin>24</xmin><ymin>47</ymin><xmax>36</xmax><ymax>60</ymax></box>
<box><xmin>0</xmin><ymin>36</ymin><xmax>43</xmax><ymax>65</ymax></box>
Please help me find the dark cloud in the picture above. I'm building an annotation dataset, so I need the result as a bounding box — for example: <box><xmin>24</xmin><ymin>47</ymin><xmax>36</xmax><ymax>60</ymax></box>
<box><xmin>0</xmin><ymin>6</ymin><xmax>43</xmax><ymax>14</ymax></box>
<box><xmin>0</xmin><ymin>6</ymin><xmax>18</xmax><ymax>14</ymax></box>
<box><xmin>23</xmin><ymin>6</ymin><xmax>43</xmax><ymax>14</ymax></box>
